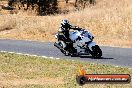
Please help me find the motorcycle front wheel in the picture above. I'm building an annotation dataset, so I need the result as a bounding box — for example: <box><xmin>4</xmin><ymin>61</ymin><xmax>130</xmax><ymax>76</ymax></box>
<box><xmin>91</xmin><ymin>45</ymin><xmax>102</xmax><ymax>58</ymax></box>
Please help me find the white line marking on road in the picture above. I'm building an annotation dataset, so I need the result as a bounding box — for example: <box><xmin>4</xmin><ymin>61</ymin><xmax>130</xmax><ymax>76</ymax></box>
<box><xmin>41</xmin><ymin>56</ymin><xmax>48</xmax><ymax>58</ymax></box>
<box><xmin>24</xmin><ymin>54</ymin><xmax>30</xmax><ymax>56</ymax></box>
<box><xmin>49</xmin><ymin>57</ymin><xmax>54</xmax><ymax>59</ymax></box>
<box><xmin>30</xmin><ymin>55</ymin><xmax>38</xmax><ymax>57</ymax></box>
<box><xmin>56</xmin><ymin>58</ymin><xmax>60</xmax><ymax>59</ymax></box>
<box><xmin>0</xmin><ymin>51</ymin><xmax>60</xmax><ymax>60</ymax></box>
<box><xmin>128</xmin><ymin>68</ymin><xmax>132</xmax><ymax>70</ymax></box>
<box><xmin>16</xmin><ymin>53</ymin><xmax>23</xmax><ymax>55</ymax></box>
<box><xmin>1</xmin><ymin>51</ymin><xmax>6</xmax><ymax>53</ymax></box>
<box><xmin>8</xmin><ymin>52</ymin><xmax>15</xmax><ymax>54</ymax></box>
<box><xmin>115</xmin><ymin>66</ymin><xmax>119</xmax><ymax>67</ymax></box>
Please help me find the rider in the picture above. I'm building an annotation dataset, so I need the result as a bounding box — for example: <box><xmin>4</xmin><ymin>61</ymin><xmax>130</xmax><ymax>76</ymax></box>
<box><xmin>58</xmin><ymin>19</ymin><xmax>81</xmax><ymax>55</ymax></box>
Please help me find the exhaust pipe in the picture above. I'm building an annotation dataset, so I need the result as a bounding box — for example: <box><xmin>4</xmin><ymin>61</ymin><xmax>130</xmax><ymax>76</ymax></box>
<box><xmin>54</xmin><ymin>42</ymin><xmax>62</xmax><ymax>49</ymax></box>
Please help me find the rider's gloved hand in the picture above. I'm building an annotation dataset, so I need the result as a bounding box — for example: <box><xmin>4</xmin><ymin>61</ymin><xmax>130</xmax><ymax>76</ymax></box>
<box><xmin>71</xmin><ymin>26</ymin><xmax>82</xmax><ymax>31</ymax></box>
<box><xmin>75</xmin><ymin>26</ymin><xmax>82</xmax><ymax>31</ymax></box>
<box><xmin>74</xmin><ymin>26</ymin><xmax>79</xmax><ymax>28</ymax></box>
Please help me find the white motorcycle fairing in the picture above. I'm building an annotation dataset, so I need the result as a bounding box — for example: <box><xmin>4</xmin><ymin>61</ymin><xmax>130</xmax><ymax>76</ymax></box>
<box><xmin>87</xmin><ymin>42</ymin><xmax>96</xmax><ymax>51</ymax></box>
<box><xmin>69</xmin><ymin>30</ymin><xmax>95</xmax><ymax>53</ymax></box>
<box><xmin>69</xmin><ymin>31</ymin><xmax>81</xmax><ymax>41</ymax></box>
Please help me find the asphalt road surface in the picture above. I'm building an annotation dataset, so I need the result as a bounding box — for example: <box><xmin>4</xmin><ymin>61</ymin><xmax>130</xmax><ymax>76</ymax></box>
<box><xmin>0</xmin><ymin>39</ymin><xmax>132</xmax><ymax>68</ymax></box>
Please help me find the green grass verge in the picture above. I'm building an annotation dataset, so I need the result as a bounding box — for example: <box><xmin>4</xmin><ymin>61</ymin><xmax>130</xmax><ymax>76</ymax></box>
<box><xmin>0</xmin><ymin>52</ymin><xmax>131</xmax><ymax>88</ymax></box>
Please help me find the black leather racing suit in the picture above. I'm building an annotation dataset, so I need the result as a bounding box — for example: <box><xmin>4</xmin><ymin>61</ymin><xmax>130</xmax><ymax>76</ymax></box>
<box><xmin>58</xmin><ymin>24</ymin><xmax>81</xmax><ymax>54</ymax></box>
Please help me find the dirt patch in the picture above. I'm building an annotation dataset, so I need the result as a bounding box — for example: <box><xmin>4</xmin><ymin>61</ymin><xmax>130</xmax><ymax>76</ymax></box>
<box><xmin>0</xmin><ymin>73</ymin><xmax>64</xmax><ymax>86</ymax></box>
<box><xmin>0</xmin><ymin>78</ymin><xmax>64</xmax><ymax>86</ymax></box>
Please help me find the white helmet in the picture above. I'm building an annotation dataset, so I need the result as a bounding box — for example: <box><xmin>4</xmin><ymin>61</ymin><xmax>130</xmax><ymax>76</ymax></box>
<box><xmin>61</xmin><ymin>19</ymin><xmax>70</xmax><ymax>27</ymax></box>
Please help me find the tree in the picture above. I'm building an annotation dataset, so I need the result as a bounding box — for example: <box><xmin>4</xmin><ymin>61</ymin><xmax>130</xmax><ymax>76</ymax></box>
<box><xmin>74</xmin><ymin>0</ymin><xmax>96</xmax><ymax>9</ymax></box>
<box><xmin>8</xmin><ymin>0</ymin><xmax>59</xmax><ymax>15</ymax></box>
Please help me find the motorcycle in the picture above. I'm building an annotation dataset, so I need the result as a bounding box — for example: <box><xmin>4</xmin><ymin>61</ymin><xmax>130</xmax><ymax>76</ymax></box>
<box><xmin>54</xmin><ymin>28</ymin><xmax>102</xmax><ymax>58</ymax></box>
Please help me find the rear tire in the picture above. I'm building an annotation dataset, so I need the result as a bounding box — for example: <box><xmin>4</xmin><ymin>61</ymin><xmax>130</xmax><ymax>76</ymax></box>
<box><xmin>91</xmin><ymin>45</ymin><xmax>102</xmax><ymax>58</ymax></box>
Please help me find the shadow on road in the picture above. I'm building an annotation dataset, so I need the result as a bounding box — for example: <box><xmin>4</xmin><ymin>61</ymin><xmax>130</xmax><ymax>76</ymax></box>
<box><xmin>100</xmin><ymin>57</ymin><xmax>114</xmax><ymax>59</ymax></box>
<box><xmin>79</xmin><ymin>55</ymin><xmax>114</xmax><ymax>59</ymax></box>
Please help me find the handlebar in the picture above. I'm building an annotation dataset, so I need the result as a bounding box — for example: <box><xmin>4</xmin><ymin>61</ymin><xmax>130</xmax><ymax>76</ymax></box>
<box><xmin>72</xmin><ymin>27</ymin><xmax>83</xmax><ymax>31</ymax></box>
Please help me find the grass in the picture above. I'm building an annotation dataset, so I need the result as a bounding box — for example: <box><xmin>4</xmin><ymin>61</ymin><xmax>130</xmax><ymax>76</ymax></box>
<box><xmin>0</xmin><ymin>0</ymin><xmax>132</xmax><ymax>48</ymax></box>
<box><xmin>0</xmin><ymin>52</ymin><xmax>132</xmax><ymax>88</ymax></box>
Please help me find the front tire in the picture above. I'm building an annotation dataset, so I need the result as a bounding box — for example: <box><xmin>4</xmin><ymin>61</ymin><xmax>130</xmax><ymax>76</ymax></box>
<box><xmin>91</xmin><ymin>45</ymin><xmax>102</xmax><ymax>58</ymax></box>
<box><xmin>58</xmin><ymin>41</ymin><xmax>70</xmax><ymax>56</ymax></box>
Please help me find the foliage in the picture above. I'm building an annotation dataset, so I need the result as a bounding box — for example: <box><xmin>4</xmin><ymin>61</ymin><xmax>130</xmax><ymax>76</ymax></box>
<box><xmin>7</xmin><ymin>0</ymin><xmax>96</xmax><ymax>15</ymax></box>
<box><xmin>8</xmin><ymin>0</ymin><xmax>59</xmax><ymax>15</ymax></box>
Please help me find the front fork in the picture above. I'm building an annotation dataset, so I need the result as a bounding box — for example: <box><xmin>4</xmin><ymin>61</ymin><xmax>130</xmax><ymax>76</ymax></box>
<box><xmin>87</xmin><ymin>42</ymin><xmax>96</xmax><ymax>51</ymax></box>
<box><xmin>84</xmin><ymin>42</ymin><xmax>96</xmax><ymax>55</ymax></box>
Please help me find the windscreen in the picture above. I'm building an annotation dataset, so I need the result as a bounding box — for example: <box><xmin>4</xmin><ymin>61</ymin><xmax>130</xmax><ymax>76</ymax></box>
<box><xmin>81</xmin><ymin>31</ymin><xmax>91</xmax><ymax>38</ymax></box>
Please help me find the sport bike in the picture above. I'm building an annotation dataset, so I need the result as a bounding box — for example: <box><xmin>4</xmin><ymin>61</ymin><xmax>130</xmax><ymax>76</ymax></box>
<box><xmin>54</xmin><ymin>28</ymin><xmax>102</xmax><ymax>58</ymax></box>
